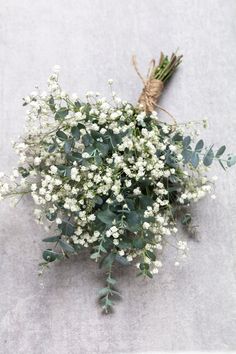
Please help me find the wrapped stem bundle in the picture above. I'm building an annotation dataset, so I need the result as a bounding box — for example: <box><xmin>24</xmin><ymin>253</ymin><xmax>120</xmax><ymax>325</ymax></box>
<box><xmin>135</xmin><ymin>52</ymin><xmax>183</xmax><ymax>112</ymax></box>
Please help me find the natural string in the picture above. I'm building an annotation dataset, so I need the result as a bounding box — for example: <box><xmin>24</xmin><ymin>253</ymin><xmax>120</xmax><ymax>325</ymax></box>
<box><xmin>132</xmin><ymin>55</ymin><xmax>177</xmax><ymax>126</ymax></box>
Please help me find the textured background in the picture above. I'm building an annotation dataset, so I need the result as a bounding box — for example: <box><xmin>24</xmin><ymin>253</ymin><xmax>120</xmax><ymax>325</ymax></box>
<box><xmin>0</xmin><ymin>0</ymin><xmax>236</xmax><ymax>353</ymax></box>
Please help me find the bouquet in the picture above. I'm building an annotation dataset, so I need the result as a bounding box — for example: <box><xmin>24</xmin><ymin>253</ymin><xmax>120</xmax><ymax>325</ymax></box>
<box><xmin>0</xmin><ymin>52</ymin><xmax>235</xmax><ymax>313</ymax></box>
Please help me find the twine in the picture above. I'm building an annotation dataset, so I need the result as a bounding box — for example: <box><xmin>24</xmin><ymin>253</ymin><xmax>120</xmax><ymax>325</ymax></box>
<box><xmin>132</xmin><ymin>56</ymin><xmax>164</xmax><ymax>113</ymax></box>
<box><xmin>132</xmin><ymin>56</ymin><xmax>177</xmax><ymax>125</ymax></box>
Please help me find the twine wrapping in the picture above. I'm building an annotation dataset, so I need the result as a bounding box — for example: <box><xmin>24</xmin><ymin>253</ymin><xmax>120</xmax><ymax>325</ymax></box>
<box><xmin>132</xmin><ymin>56</ymin><xmax>164</xmax><ymax>113</ymax></box>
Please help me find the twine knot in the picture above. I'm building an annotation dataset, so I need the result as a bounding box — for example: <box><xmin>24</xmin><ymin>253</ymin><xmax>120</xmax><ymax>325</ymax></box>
<box><xmin>132</xmin><ymin>56</ymin><xmax>164</xmax><ymax>113</ymax></box>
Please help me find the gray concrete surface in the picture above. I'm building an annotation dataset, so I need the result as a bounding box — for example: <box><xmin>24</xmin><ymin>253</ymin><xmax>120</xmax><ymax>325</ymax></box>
<box><xmin>0</xmin><ymin>0</ymin><xmax>236</xmax><ymax>353</ymax></box>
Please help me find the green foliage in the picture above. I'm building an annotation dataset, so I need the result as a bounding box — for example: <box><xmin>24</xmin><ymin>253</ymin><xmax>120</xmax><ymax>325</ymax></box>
<box><xmin>181</xmin><ymin>213</ymin><xmax>192</xmax><ymax>225</ymax></box>
<box><xmin>215</xmin><ymin>145</ymin><xmax>226</xmax><ymax>158</ymax></box>
<box><xmin>55</xmin><ymin>107</ymin><xmax>69</xmax><ymax>120</ymax></box>
<box><xmin>56</xmin><ymin>130</ymin><xmax>68</xmax><ymax>141</ymax></box>
<box><xmin>58</xmin><ymin>221</ymin><xmax>75</xmax><ymax>236</ymax></box>
<box><xmin>126</xmin><ymin>211</ymin><xmax>141</xmax><ymax>232</ymax></box>
<box><xmin>42</xmin><ymin>236</ymin><xmax>60</xmax><ymax>243</ymax></box>
<box><xmin>59</xmin><ymin>239</ymin><xmax>75</xmax><ymax>253</ymax></box>
<box><xmin>97</xmin><ymin>208</ymin><xmax>117</xmax><ymax>226</ymax></box>
<box><xmin>42</xmin><ymin>249</ymin><xmax>60</xmax><ymax>262</ymax></box>
<box><xmin>227</xmin><ymin>155</ymin><xmax>236</xmax><ymax>167</ymax></box>
<box><xmin>203</xmin><ymin>147</ymin><xmax>214</xmax><ymax>166</ymax></box>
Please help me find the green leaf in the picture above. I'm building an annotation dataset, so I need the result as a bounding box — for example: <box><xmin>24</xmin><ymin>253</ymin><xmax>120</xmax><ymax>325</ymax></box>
<box><xmin>195</xmin><ymin>139</ymin><xmax>204</xmax><ymax>153</ymax></box>
<box><xmin>94</xmin><ymin>196</ymin><xmax>103</xmax><ymax>205</ymax></box>
<box><xmin>107</xmin><ymin>277</ymin><xmax>116</xmax><ymax>285</ymax></box>
<box><xmin>181</xmin><ymin>213</ymin><xmax>192</xmax><ymax>225</ymax></box>
<box><xmin>191</xmin><ymin>152</ymin><xmax>200</xmax><ymax>168</ymax></box>
<box><xmin>99</xmin><ymin>253</ymin><xmax>116</xmax><ymax>269</ymax></box>
<box><xmin>140</xmin><ymin>262</ymin><xmax>149</xmax><ymax>271</ymax></box>
<box><xmin>55</xmin><ymin>107</ymin><xmax>69</xmax><ymax>120</ymax></box>
<box><xmin>90</xmin><ymin>252</ymin><xmax>99</xmax><ymax>260</ymax></box>
<box><xmin>64</xmin><ymin>140</ymin><xmax>73</xmax><ymax>153</ymax></box>
<box><xmin>97</xmin><ymin>209</ymin><xmax>117</xmax><ymax>226</ymax></box>
<box><xmin>146</xmin><ymin>271</ymin><xmax>153</xmax><ymax>278</ymax></box>
<box><xmin>18</xmin><ymin>167</ymin><xmax>30</xmax><ymax>178</ymax></box>
<box><xmin>132</xmin><ymin>238</ymin><xmax>146</xmax><ymax>249</ymax></box>
<box><xmin>42</xmin><ymin>236</ymin><xmax>60</xmax><ymax>243</ymax></box>
<box><xmin>57</xmin><ymin>165</ymin><xmax>71</xmax><ymax>177</ymax></box>
<box><xmin>48</xmin><ymin>96</ymin><xmax>56</xmax><ymax>112</ymax></box>
<box><xmin>56</xmin><ymin>130</ymin><xmax>68</xmax><ymax>141</ymax></box>
<box><xmin>59</xmin><ymin>240</ymin><xmax>75</xmax><ymax>253</ymax></box>
<box><xmin>82</xmin><ymin>134</ymin><xmax>94</xmax><ymax>147</ymax></box>
<box><xmin>95</xmin><ymin>142</ymin><xmax>109</xmax><ymax>157</ymax></box>
<box><xmin>46</xmin><ymin>211</ymin><xmax>57</xmax><ymax>221</ymax></box>
<box><xmin>215</xmin><ymin>145</ymin><xmax>226</xmax><ymax>158</ymax></box>
<box><xmin>42</xmin><ymin>249</ymin><xmax>59</xmax><ymax>262</ymax></box>
<box><xmin>58</xmin><ymin>221</ymin><xmax>75</xmax><ymax>236</ymax></box>
<box><xmin>48</xmin><ymin>144</ymin><xmax>57</xmax><ymax>153</ymax></box>
<box><xmin>68</xmin><ymin>152</ymin><xmax>82</xmax><ymax>162</ymax></box>
<box><xmin>99</xmin><ymin>287</ymin><xmax>110</xmax><ymax>297</ymax></box>
<box><xmin>115</xmin><ymin>254</ymin><xmax>130</xmax><ymax>266</ymax></box>
<box><xmin>172</xmin><ymin>133</ymin><xmax>183</xmax><ymax>142</ymax></box>
<box><xmin>126</xmin><ymin>211</ymin><xmax>141</xmax><ymax>232</ymax></box>
<box><xmin>146</xmin><ymin>250</ymin><xmax>156</xmax><ymax>261</ymax></box>
<box><xmin>227</xmin><ymin>155</ymin><xmax>236</xmax><ymax>167</ymax></box>
<box><xmin>203</xmin><ymin>148</ymin><xmax>214</xmax><ymax>166</ymax></box>
<box><xmin>182</xmin><ymin>148</ymin><xmax>192</xmax><ymax>163</ymax></box>
<box><xmin>71</xmin><ymin>126</ymin><xmax>81</xmax><ymax>140</ymax></box>
<box><xmin>74</xmin><ymin>100</ymin><xmax>81</xmax><ymax>111</ymax></box>
<box><xmin>183</xmin><ymin>136</ymin><xmax>191</xmax><ymax>147</ymax></box>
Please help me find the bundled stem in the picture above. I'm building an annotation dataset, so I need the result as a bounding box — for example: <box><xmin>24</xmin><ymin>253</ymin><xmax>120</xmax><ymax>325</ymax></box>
<box><xmin>152</xmin><ymin>52</ymin><xmax>183</xmax><ymax>83</ymax></box>
<box><xmin>136</xmin><ymin>51</ymin><xmax>183</xmax><ymax>113</ymax></box>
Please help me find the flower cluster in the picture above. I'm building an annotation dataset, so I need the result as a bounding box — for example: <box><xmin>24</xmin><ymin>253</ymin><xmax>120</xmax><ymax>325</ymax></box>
<box><xmin>0</xmin><ymin>65</ymin><xmax>235</xmax><ymax>313</ymax></box>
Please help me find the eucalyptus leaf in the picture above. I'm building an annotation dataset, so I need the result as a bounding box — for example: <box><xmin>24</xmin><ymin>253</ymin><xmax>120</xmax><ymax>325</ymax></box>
<box><xmin>132</xmin><ymin>238</ymin><xmax>146</xmax><ymax>249</ymax></box>
<box><xmin>181</xmin><ymin>213</ymin><xmax>192</xmax><ymax>225</ymax></box>
<box><xmin>126</xmin><ymin>211</ymin><xmax>141</xmax><ymax>232</ymax></box>
<box><xmin>56</xmin><ymin>130</ymin><xmax>68</xmax><ymax>141</ymax></box>
<box><xmin>58</xmin><ymin>221</ymin><xmax>75</xmax><ymax>236</ymax></box>
<box><xmin>195</xmin><ymin>139</ymin><xmax>204</xmax><ymax>153</ymax></box>
<box><xmin>55</xmin><ymin>107</ymin><xmax>69</xmax><ymax>120</ymax></box>
<box><xmin>227</xmin><ymin>155</ymin><xmax>236</xmax><ymax>167</ymax></box>
<box><xmin>42</xmin><ymin>236</ymin><xmax>60</xmax><ymax>243</ymax></box>
<box><xmin>71</xmin><ymin>126</ymin><xmax>80</xmax><ymax>140</ymax></box>
<box><xmin>115</xmin><ymin>254</ymin><xmax>130</xmax><ymax>266</ymax></box>
<box><xmin>59</xmin><ymin>239</ymin><xmax>75</xmax><ymax>253</ymax></box>
<box><xmin>42</xmin><ymin>249</ymin><xmax>59</xmax><ymax>262</ymax></box>
<box><xmin>191</xmin><ymin>152</ymin><xmax>200</xmax><ymax>168</ymax></box>
<box><xmin>97</xmin><ymin>208</ymin><xmax>117</xmax><ymax>226</ymax></box>
<box><xmin>203</xmin><ymin>148</ymin><xmax>214</xmax><ymax>166</ymax></box>
<box><xmin>216</xmin><ymin>145</ymin><xmax>226</xmax><ymax>158</ymax></box>
<box><xmin>48</xmin><ymin>144</ymin><xmax>57</xmax><ymax>153</ymax></box>
<box><xmin>183</xmin><ymin>136</ymin><xmax>191</xmax><ymax>147</ymax></box>
<box><xmin>145</xmin><ymin>250</ymin><xmax>156</xmax><ymax>261</ymax></box>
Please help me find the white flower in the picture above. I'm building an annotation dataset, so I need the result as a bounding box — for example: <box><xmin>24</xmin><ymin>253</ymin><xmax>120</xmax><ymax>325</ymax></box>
<box><xmin>34</xmin><ymin>157</ymin><xmax>41</xmax><ymax>166</ymax></box>
<box><xmin>116</xmin><ymin>194</ymin><xmax>124</xmax><ymax>202</ymax></box>
<box><xmin>118</xmin><ymin>250</ymin><xmax>125</xmax><ymax>256</ymax></box>
<box><xmin>143</xmin><ymin>222</ymin><xmax>150</xmax><ymax>230</ymax></box>
<box><xmin>31</xmin><ymin>183</ymin><xmax>37</xmax><ymax>191</ymax></box>
<box><xmin>211</xmin><ymin>194</ymin><xmax>216</xmax><ymax>200</ymax></box>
